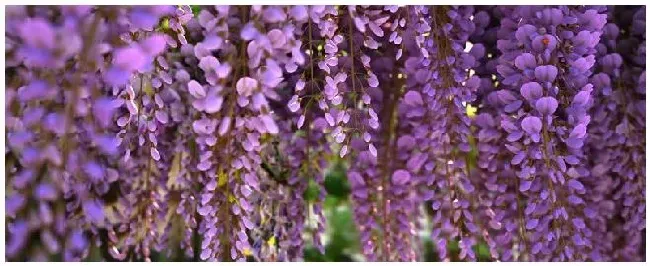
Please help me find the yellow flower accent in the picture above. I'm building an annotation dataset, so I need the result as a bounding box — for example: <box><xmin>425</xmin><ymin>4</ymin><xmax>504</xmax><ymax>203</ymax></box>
<box><xmin>218</xmin><ymin>170</ymin><xmax>228</xmax><ymax>188</ymax></box>
<box><xmin>228</xmin><ymin>194</ymin><xmax>237</xmax><ymax>203</ymax></box>
<box><xmin>161</xmin><ymin>18</ymin><xmax>169</xmax><ymax>29</ymax></box>
<box><xmin>267</xmin><ymin>236</ymin><xmax>276</xmax><ymax>247</ymax></box>
<box><xmin>466</xmin><ymin>103</ymin><xmax>477</xmax><ymax>118</ymax></box>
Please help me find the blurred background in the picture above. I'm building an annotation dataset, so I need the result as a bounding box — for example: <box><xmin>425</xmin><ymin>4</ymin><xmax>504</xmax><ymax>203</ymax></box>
<box><xmin>299</xmin><ymin>160</ymin><xmax>494</xmax><ymax>262</ymax></box>
<box><xmin>79</xmin><ymin>158</ymin><xmax>493</xmax><ymax>262</ymax></box>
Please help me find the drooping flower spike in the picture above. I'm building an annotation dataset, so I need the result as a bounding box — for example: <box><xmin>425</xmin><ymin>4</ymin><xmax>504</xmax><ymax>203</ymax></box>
<box><xmin>4</xmin><ymin>5</ymin><xmax>645</xmax><ymax>263</ymax></box>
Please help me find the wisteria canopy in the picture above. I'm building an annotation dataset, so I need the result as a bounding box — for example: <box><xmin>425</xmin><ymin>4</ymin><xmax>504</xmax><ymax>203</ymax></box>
<box><xmin>3</xmin><ymin>5</ymin><xmax>646</xmax><ymax>262</ymax></box>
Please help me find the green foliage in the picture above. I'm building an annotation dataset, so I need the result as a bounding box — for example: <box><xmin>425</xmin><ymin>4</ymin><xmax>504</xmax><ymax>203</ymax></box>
<box><xmin>304</xmin><ymin>197</ymin><xmax>360</xmax><ymax>261</ymax></box>
<box><xmin>304</xmin><ymin>164</ymin><xmax>359</xmax><ymax>261</ymax></box>
<box><xmin>301</xmin><ymin>140</ymin><xmax>493</xmax><ymax>262</ymax></box>
<box><xmin>190</xmin><ymin>5</ymin><xmax>201</xmax><ymax>16</ymax></box>
<box><xmin>303</xmin><ymin>178</ymin><xmax>319</xmax><ymax>202</ymax></box>
<box><xmin>323</xmin><ymin>161</ymin><xmax>350</xmax><ymax>199</ymax></box>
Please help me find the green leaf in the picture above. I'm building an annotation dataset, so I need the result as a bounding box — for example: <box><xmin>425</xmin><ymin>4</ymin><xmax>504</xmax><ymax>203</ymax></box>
<box><xmin>191</xmin><ymin>5</ymin><xmax>201</xmax><ymax>16</ymax></box>
<box><xmin>303</xmin><ymin>178</ymin><xmax>319</xmax><ymax>202</ymax></box>
<box><xmin>323</xmin><ymin>161</ymin><xmax>350</xmax><ymax>199</ymax></box>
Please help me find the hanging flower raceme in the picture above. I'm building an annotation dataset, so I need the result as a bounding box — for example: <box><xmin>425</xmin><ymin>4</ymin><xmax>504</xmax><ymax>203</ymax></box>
<box><xmin>586</xmin><ymin>6</ymin><xmax>646</xmax><ymax>262</ymax></box>
<box><xmin>268</xmin><ymin>6</ymin><xmax>332</xmax><ymax>261</ymax></box>
<box><xmin>466</xmin><ymin>6</ymin><xmax>511</xmax><ymax>262</ymax></box>
<box><xmin>5</xmin><ymin>6</ymin><xmax>175</xmax><ymax>261</ymax></box>
<box><xmin>3</xmin><ymin>5</ymin><xmax>646</xmax><ymax>263</ymax></box>
<box><xmin>495</xmin><ymin>6</ymin><xmax>607</xmax><ymax>261</ymax></box>
<box><xmin>410</xmin><ymin>6</ymin><xmax>486</xmax><ymax>262</ymax></box>
<box><xmin>6</xmin><ymin>6</ymin><xmax>90</xmax><ymax>260</ymax></box>
<box><xmin>87</xmin><ymin>6</ymin><xmax>190</xmax><ymax>262</ymax></box>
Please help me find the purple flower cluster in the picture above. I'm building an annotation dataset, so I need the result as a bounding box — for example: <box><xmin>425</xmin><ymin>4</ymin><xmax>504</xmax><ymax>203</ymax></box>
<box><xmin>402</xmin><ymin>6</ymin><xmax>486</xmax><ymax>261</ymax></box>
<box><xmin>491</xmin><ymin>6</ymin><xmax>610</xmax><ymax>261</ymax></box>
<box><xmin>586</xmin><ymin>6</ymin><xmax>646</xmax><ymax>261</ymax></box>
<box><xmin>6</xmin><ymin>6</ymin><xmax>176</xmax><ymax>261</ymax></box>
<box><xmin>4</xmin><ymin>5</ymin><xmax>646</xmax><ymax>262</ymax></box>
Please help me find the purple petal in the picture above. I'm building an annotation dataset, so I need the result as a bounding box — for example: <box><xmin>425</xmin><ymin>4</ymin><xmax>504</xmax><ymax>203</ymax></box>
<box><xmin>572</xmin><ymin>218</ymin><xmax>586</xmax><ymax>229</ymax></box>
<box><xmin>113</xmin><ymin>46</ymin><xmax>146</xmax><ymax>71</ymax></box>
<box><xmin>532</xmin><ymin>34</ymin><xmax>558</xmax><ymax>52</ymax></box>
<box><xmin>521</xmin><ymin>116</ymin><xmax>542</xmax><ymax>135</ymax></box>
<box><xmin>261</xmin><ymin>114</ymin><xmax>278</xmax><ymax>134</ymax></box>
<box><xmin>198</xmin><ymin>205</ymin><xmax>212</xmax><ymax>216</ymax></box>
<box><xmin>290</xmin><ymin>6</ymin><xmax>308</xmax><ymax>21</ymax></box>
<box><xmin>535</xmin><ymin>97</ymin><xmax>558</xmax><ymax>115</ymax></box>
<box><xmin>140</xmin><ymin>34</ymin><xmax>166</xmax><ymax>56</ymax></box>
<box><xmin>535</xmin><ymin>65</ymin><xmax>558</xmax><ymax>82</ymax></box>
<box><xmin>188</xmin><ymin>80</ymin><xmax>206</xmax><ymax>98</ymax></box>
<box><xmin>519</xmin><ymin>179</ymin><xmax>532</xmax><ymax>192</ymax></box>
<box><xmin>566</xmin><ymin>137</ymin><xmax>584</xmax><ymax>149</ymax></box>
<box><xmin>236</xmin><ymin>77</ymin><xmax>258</xmax><ymax>96</ymax></box>
<box><xmin>150</xmin><ymin>147</ymin><xmax>160</xmax><ymax>161</ymax></box>
<box><xmin>202</xmin><ymin>35</ymin><xmax>223</xmax><ymax>50</ymax></box>
<box><xmin>367</xmin><ymin>73</ymin><xmax>379</xmax><ymax>87</ymax></box>
<box><xmin>391</xmin><ymin>169</ymin><xmax>410</xmax><ymax>186</ymax></box>
<box><xmin>242</xmin><ymin>217</ymin><xmax>255</xmax><ymax>229</ymax></box>
<box><xmin>512</xmin><ymin>151</ymin><xmax>526</xmax><ymax>165</ymax></box>
<box><xmin>93</xmin><ymin>97</ymin><xmax>120</xmax><ymax>128</ymax></box>
<box><xmin>261</xmin><ymin>60</ymin><xmax>283</xmax><ymax>87</ymax></box>
<box><xmin>568</xmin><ymin>195</ymin><xmax>584</xmax><ymax>205</ymax></box>
<box><xmin>525</xmin><ymin>218</ymin><xmax>539</xmax><ymax>230</ymax></box>
<box><xmin>567</xmin><ymin>179</ymin><xmax>585</xmax><ymax>191</ymax></box>
<box><xmin>515</xmin><ymin>24</ymin><xmax>537</xmax><ymax>43</ymax></box>
<box><xmin>19</xmin><ymin>18</ymin><xmax>55</xmax><ymax>50</ymax></box>
<box><xmin>83</xmin><ymin>200</ymin><xmax>105</xmax><ymax>224</ymax></box>
<box><xmin>570</xmin><ymin>56</ymin><xmax>595</xmax><ymax>73</ymax></box>
<box><xmin>403</xmin><ymin>91</ymin><xmax>423</xmax><ymax>106</ymax></box>
<box><xmin>203</xmin><ymin>91</ymin><xmax>224</xmax><ymax>114</ymax></box>
<box><xmin>572</xmin><ymin>90</ymin><xmax>591</xmax><ymax>106</ymax></box>
<box><xmin>69</xmin><ymin>231</ymin><xmax>88</xmax><ymax>251</ymax></box>
<box><xmin>6</xmin><ymin>194</ymin><xmax>26</xmax><ymax>217</ymax></box>
<box><xmin>129</xmin><ymin>9</ymin><xmax>159</xmax><ymax>29</ymax></box>
<box><xmin>504</xmin><ymin>100</ymin><xmax>523</xmax><ymax>113</ymax></box>
<box><xmin>514</xmin><ymin>53</ymin><xmax>536</xmax><ymax>70</ymax></box>
<box><xmin>83</xmin><ymin>161</ymin><xmax>105</xmax><ymax>182</ymax></box>
<box><xmin>35</xmin><ymin>182</ymin><xmax>57</xmax><ymax>201</ymax></box>
<box><xmin>18</xmin><ymin>80</ymin><xmax>51</xmax><ymax>102</ymax></box>
<box><xmin>520</xmin><ymin>82</ymin><xmax>543</xmax><ymax>101</ymax></box>
<box><xmin>267</xmin><ymin>29</ymin><xmax>287</xmax><ymax>48</ymax></box>
<box><xmin>105</xmin><ymin>67</ymin><xmax>132</xmax><ymax>87</ymax></box>
<box><xmin>43</xmin><ymin>113</ymin><xmax>66</xmax><ymax>135</ymax></box>
<box><xmin>155</xmin><ymin>110</ymin><xmax>169</xmax><ymax>124</ymax></box>
<box><xmin>570</xmin><ymin>124</ymin><xmax>587</xmax><ymax>139</ymax></box>
<box><xmin>244</xmin><ymin>173</ymin><xmax>259</xmax><ymax>190</ymax></box>
<box><xmin>94</xmin><ymin>134</ymin><xmax>119</xmax><ymax>156</ymax></box>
